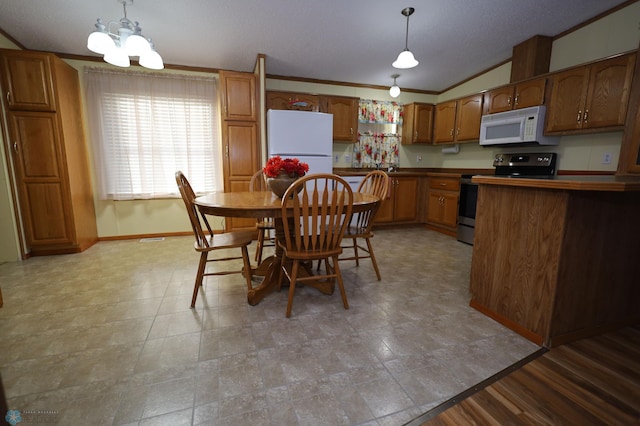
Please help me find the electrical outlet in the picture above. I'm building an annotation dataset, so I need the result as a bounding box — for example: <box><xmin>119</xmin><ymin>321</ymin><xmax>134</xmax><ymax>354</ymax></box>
<box><xmin>416</xmin><ymin>155</ymin><xmax>422</xmax><ymax>162</ymax></box>
<box><xmin>334</xmin><ymin>154</ymin><xmax>340</xmax><ymax>163</ymax></box>
<box><xmin>344</xmin><ymin>154</ymin><xmax>351</xmax><ymax>163</ymax></box>
<box><xmin>602</xmin><ymin>152</ymin><xmax>612</xmax><ymax>165</ymax></box>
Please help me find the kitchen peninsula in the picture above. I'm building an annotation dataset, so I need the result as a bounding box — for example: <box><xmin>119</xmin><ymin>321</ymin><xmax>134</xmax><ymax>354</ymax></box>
<box><xmin>469</xmin><ymin>175</ymin><xmax>640</xmax><ymax>347</ymax></box>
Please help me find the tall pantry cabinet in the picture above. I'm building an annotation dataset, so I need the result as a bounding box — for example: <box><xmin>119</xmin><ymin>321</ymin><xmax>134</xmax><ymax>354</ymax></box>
<box><xmin>219</xmin><ymin>70</ymin><xmax>261</xmax><ymax>231</ymax></box>
<box><xmin>0</xmin><ymin>49</ymin><xmax>97</xmax><ymax>256</ymax></box>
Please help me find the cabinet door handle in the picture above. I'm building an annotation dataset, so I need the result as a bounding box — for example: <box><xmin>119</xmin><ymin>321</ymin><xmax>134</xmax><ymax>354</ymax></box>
<box><xmin>514</xmin><ymin>95</ymin><xmax>519</xmax><ymax>106</ymax></box>
<box><xmin>577</xmin><ymin>110</ymin><xmax>582</xmax><ymax>123</ymax></box>
<box><xmin>415</xmin><ymin>131</ymin><xmax>418</xmax><ymax>139</ymax></box>
<box><xmin>456</xmin><ymin>128</ymin><xmax>460</xmax><ymax>136</ymax></box>
<box><xmin>6</xmin><ymin>91</ymin><xmax>10</xmax><ymax>104</ymax></box>
<box><xmin>13</xmin><ymin>141</ymin><xmax>17</xmax><ymax>151</ymax></box>
<box><xmin>583</xmin><ymin>109</ymin><xmax>588</xmax><ymax>123</ymax></box>
<box><xmin>507</xmin><ymin>96</ymin><xmax>511</xmax><ymax>106</ymax></box>
<box><xmin>225</xmin><ymin>144</ymin><xmax>229</xmax><ymax>158</ymax></box>
<box><xmin>350</xmin><ymin>127</ymin><xmax>354</xmax><ymax>135</ymax></box>
<box><xmin>449</xmin><ymin>129</ymin><xmax>453</xmax><ymax>136</ymax></box>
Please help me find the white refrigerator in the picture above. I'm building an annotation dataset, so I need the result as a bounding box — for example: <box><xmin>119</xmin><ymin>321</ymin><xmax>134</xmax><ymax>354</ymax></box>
<box><xmin>267</xmin><ymin>109</ymin><xmax>334</xmax><ymax>178</ymax></box>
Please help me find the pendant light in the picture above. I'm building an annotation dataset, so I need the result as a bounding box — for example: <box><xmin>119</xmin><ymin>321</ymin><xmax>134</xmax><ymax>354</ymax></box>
<box><xmin>87</xmin><ymin>0</ymin><xmax>164</xmax><ymax>70</ymax></box>
<box><xmin>389</xmin><ymin>74</ymin><xmax>401</xmax><ymax>98</ymax></box>
<box><xmin>392</xmin><ymin>7</ymin><xmax>419</xmax><ymax>69</ymax></box>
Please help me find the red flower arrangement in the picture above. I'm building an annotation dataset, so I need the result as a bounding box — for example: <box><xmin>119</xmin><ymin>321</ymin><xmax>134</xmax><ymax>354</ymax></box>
<box><xmin>263</xmin><ymin>156</ymin><xmax>309</xmax><ymax>178</ymax></box>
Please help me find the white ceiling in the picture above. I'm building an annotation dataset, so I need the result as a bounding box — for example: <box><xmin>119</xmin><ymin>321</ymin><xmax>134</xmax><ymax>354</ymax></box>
<box><xmin>0</xmin><ymin>0</ymin><xmax>631</xmax><ymax>92</ymax></box>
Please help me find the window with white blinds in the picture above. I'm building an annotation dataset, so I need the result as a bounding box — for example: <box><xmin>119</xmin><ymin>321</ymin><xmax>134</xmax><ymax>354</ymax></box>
<box><xmin>84</xmin><ymin>67</ymin><xmax>222</xmax><ymax>200</ymax></box>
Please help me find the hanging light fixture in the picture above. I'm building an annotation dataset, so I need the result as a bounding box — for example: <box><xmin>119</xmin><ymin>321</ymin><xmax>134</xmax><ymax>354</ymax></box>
<box><xmin>389</xmin><ymin>74</ymin><xmax>401</xmax><ymax>98</ymax></box>
<box><xmin>392</xmin><ymin>7</ymin><xmax>419</xmax><ymax>69</ymax></box>
<box><xmin>87</xmin><ymin>0</ymin><xmax>164</xmax><ymax>70</ymax></box>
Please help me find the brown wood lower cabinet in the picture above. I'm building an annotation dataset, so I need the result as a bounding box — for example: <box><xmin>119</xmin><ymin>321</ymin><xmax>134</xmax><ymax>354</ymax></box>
<box><xmin>425</xmin><ymin>175</ymin><xmax>460</xmax><ymax>236</ymax></box>
<box><xmin>374</xmin><ymin>176</ymin><xmax>417</xmax><ymax>224</ymax></box>
<box><xmin>470</xmin><ymin>183</ymin><xmax>640</xmax><ymax>347</ymax></box>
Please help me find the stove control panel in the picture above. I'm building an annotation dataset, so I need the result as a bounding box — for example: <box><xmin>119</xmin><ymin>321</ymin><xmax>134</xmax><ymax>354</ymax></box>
<box><xmin>493</xmin><ymin>153</ymin><xmax>556</xmax><ymax>167</ymax></box>
<box><xmin>493</xmin><ymin>152</ymin><xmax>557</xmax><ymax>177</ymax></box>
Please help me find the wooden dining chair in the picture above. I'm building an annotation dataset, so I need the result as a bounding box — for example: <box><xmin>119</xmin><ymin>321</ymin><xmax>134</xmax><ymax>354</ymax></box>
<box><xmin>249</xmin><ymin>169</ymin><xmax>275</xmax><ymax>265</ymax></box>
<box><xmin>175</xmin><ymin>171</ymin><xmax>254</xmax><ymax>308</ymax></box>
<box><xmin>339</xmin><ymin>170</ymin><xmax>389</xmax><ymax>280</ymax></box>
<box><xmin>277</xmin><ymin>173</ymin><xmax>353</xmax><ymax>317</ymax></box>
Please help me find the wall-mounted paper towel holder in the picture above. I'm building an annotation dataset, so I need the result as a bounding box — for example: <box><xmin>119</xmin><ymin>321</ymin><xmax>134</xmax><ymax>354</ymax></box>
<box><xmin>441</xmin><ymin>144</ymin><xmax>460</xmax><ymax>154</ymax></box>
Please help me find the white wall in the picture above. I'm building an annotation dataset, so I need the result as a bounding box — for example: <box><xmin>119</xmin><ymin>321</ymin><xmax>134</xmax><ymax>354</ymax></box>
<box><xmin>0</xmin><ymin>40</ymin><xmax>22</xmax><ymax>262</ymax></box>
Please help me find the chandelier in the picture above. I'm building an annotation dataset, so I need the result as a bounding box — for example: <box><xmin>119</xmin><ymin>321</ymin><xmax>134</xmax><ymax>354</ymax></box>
<box><xmin>87</xmin><ymin>0</ymin><xmax>163</xmax><ymax>70</ymax></box>
<box><xmin>392</xmin><ymin>7</ymin><xmax>419</xmax><ymax>69</ymax></box>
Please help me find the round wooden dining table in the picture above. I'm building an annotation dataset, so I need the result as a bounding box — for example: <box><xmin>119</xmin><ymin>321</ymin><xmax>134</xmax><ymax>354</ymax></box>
<box><xmin>194</xmin><ymin>190</ymin><xmax>380</xmax><ymax>305</ymax></box>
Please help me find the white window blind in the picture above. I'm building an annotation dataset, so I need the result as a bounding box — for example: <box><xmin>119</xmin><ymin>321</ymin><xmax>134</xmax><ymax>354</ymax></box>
<box><xmin>84</xmin><ymin>67</ymin><xmax>222</xmax><ymax>200</ymax></box>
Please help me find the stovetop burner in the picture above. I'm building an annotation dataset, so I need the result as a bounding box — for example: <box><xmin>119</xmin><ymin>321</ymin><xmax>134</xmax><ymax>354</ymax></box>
<box><xmin>493</xmin><ymin>152</ymin><xmax>557</xmax><ymax>177</ymax></box>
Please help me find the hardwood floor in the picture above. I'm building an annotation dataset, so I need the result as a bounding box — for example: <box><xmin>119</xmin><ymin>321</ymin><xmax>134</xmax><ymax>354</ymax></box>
<box><xmin>414</xmin><ymin>325</ymin><xmax>640</xmax><ymax>425</ymax></box>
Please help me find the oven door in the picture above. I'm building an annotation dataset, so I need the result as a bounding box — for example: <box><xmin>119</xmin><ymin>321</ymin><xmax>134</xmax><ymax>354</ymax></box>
<box><xmin>457</xmin><ymin>177</ymin><xmax>478</xmax><ymax>244</ymax></box>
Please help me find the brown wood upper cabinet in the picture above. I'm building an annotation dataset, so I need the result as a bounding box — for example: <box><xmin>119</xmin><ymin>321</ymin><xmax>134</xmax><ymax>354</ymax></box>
<box><xmin>220</xmin><ymin>70</ymin><xmax>258</xmax><ymax>121</ymax></box>
<box><xmin>545</xmin><ymin>53</ymin><xmax>635</xmax><ymax>133</ymax></box>
<box><xmin>266</xmin><ymin>91</ymin><xmax>320</xmax><ymax>111</ymax></box>
<box><xmin>434</xmin><ymin>94</ymin><xmax>483</xmax><ymax>144</ymax></box>
<box><xmin>484</xmin><ymin>78</ymin><xmax>546</xmax><ymax>114</ymax></box>
<box><xmin>265</xmin><ymin>91</ymin><xmax>359</xmax><ymax>142</ymax></box>
<box><xmin>0</xmin><ymin>50</ymin><xmax>57</xmax><ymax>112</ymax></box>
<box><xmin>402</xmin><ymin>103</ymin><xmax>434</xmax><ymax>144</ymax></box>
<box><xmin>320</xmin><ymin>95</ymin><xmax>359</xmax><ymax>143</ymax></box>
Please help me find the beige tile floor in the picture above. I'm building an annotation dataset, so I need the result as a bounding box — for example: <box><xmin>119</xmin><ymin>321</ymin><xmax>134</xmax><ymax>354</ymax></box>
<box><xmin>0</xmin><ymin>227</ymin><xmax>539</xmax><ymax>425</ymax></box>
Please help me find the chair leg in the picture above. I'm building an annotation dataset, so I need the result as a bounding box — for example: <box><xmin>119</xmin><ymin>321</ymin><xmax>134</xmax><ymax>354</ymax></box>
<box><xmin>276</xmin><ymin>251</ymin><xmax>286</xmax><ymax>292</ymax></box>
<box><xmin>241</xmin><ymin>246</ymin><xmax>253</xmax><ymax>291</ymax></box>
<box><xmin>286</xmin><ymin>260</ymin><xmax>300</xmax><ymax>318</ymax></box>
<box><xmin>352</xmin><ymin>238</ymin><xmax>359</xmax><ymax>266</ymax></box>
<box><xmin>255</xmin><ymin>228</ymin><xmax>265</xmax><ymax>263</ymax></box>
<box><xmin>365</xmin><ymin>238</ymin><xmax>381</xmax><ymax>281</ymax></box>
<box><xmin>191</xmin><ymin>251</ymin><xmax>208</xmax><ymax>308</ymax></box>
<box><xmin>333</xmin><ymin>255</ymin><xmax>349</xmax><ymax>310</ymax></box>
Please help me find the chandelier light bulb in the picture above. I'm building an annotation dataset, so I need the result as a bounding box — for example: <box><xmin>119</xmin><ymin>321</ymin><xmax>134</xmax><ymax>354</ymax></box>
<box><xmin>389</xmin><ymin>74</ymin><xmax>401</xmax><ymax>98</ymax></box>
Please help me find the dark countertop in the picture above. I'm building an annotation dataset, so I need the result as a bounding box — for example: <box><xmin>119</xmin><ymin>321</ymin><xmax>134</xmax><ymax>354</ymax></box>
<box><xmin>472</xmin><ymin>174</ymin><xmax>640</xmax><ymax>191</ymax></box>
<box><xmin>333</xmin><ymin>168</ymin><xmax>492</xmax><ymax>178</ymax></box>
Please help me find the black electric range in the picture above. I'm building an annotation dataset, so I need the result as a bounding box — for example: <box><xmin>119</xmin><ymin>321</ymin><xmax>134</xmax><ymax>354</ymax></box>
<box><xmin>457</xmin><ymin>152</ymin><xmax>558</xmax><ymax>245</ymax></box>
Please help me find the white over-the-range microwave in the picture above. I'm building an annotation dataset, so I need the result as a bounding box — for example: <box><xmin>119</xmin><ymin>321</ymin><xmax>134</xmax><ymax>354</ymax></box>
<box><xmin>479</xmin><ymin>105</ymin><xmax>559</xmax><ymax>146</ymax></box>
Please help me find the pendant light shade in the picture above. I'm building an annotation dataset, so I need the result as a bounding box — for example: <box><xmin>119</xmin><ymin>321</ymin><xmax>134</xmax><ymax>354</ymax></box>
<box><xmin>139</xmin><ymin>40</ymin><xmax>164</xmax><ymax>70</ymax></box>
<box><xmin>393</xmin><ymin>50</ymin><xmax>419</xmax><ymax>69</ymax></box>
<box><xmin>87</xmin><ymin>19</ymin><xmax>115</xmax><ymax>54</ymax></box>
<box><xmin>104</xmin><ymin>47</ymin><xmax>131</xmax><ymax>67</ymax></box>
<box><xmin>389</xmin><ymin>74</ymin><xmax>401</xmax><ymax>98</ymax></box>
<box><xmin>392</xmin><ymin>7</ymin><xmax>419</xmax><ymax>69</ymax></box>
<box><xmin>87</xmin><ymin>0</ymin><xmax>163</xmax><ymax>70</ymax></box>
